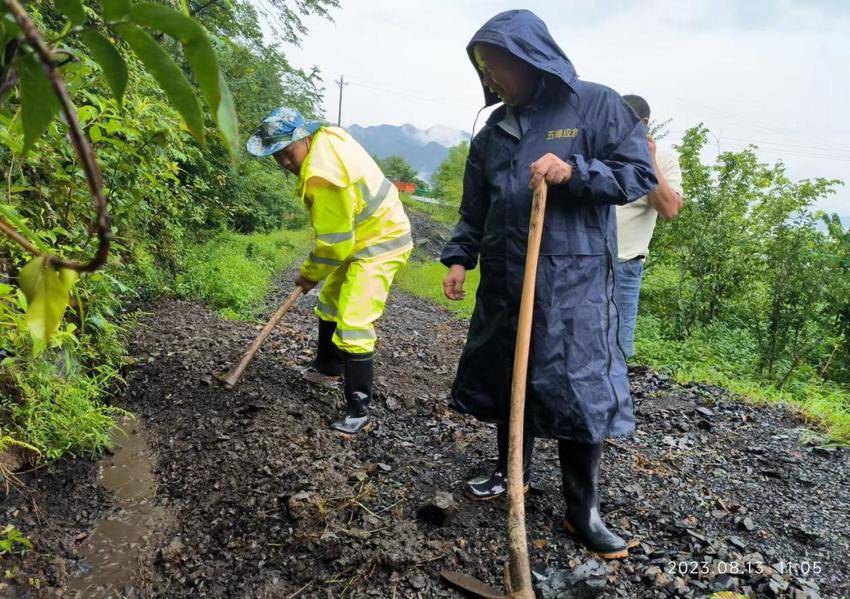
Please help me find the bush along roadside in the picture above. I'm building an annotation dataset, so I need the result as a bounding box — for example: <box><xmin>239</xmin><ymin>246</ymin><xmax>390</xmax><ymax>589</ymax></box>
<box><xmin>1</xmin><ymin>269</ymin><xmax>130</xmax><ymax>462</ymax></box>
<box><xmin>1</xmin><ymin>226</ymin><xmax>312</xmax><ymax>463</ymax></box>
<box><xmin>1</xmin><ymin>0</ymin><xmax>331</xmax><ymax>464</ymax></box>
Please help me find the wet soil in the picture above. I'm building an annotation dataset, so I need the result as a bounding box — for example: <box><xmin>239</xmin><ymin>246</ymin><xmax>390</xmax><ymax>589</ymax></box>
<box><xmin>1</xmin><ymin>216</ymin><xmax>848</xmax><ymax>598</ymax></box>
<box><xmin>67</xmin><ymin>416</ymin><xmax>163</xmax><ymax>596</ymax></box>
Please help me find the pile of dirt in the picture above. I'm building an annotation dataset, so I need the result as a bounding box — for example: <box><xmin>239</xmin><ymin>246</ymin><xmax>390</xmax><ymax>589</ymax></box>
<box><xmin>407</xmin><ymin>210</ymin><xmax>451</xmax><ymax>259</ymax></box>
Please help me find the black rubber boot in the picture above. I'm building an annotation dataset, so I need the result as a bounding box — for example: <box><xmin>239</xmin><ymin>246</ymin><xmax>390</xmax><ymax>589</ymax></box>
<box><xmin>301</xmin><ymin>319</ymin><xmax>343</xmax><ymax>384</ymax></box>
<box><xmin>331</xmin><ymin>351</ymin><xmax>373</xmax><ymax>435</ymax></box>
<box><xmin>559</xmin><ymin>440</ymin><xmax>628</xmax><ymax>559</ymax></box>
<box><xmin>313</xmin><ymin>319</ymin><xmax>343</xmax><ymax>375</ymax></box>
<box><xmin>465</xmin><ymin>423</ymin><xmax>533</xmax><ymax>500</ymax></box>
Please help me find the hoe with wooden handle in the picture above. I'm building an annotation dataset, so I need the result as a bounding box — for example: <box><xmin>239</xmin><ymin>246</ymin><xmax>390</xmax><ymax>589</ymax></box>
<box><xmin>221</xmin><ymin>287</ymin><xmax>303</xmax><ymax>389</ymax></box>
<box><xmin>441</xmin><ymin>180</ymin><xmax>547</xmax><ymax>599</ymax></box>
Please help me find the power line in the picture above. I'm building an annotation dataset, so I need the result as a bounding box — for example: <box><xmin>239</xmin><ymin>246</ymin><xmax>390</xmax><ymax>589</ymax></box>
<box><xmin>667</xmin><ymin>134</ymin><xmax>850</xmax><ymax>162</ymax></box>
<box><xmin>346</xmin><ymin>80</ymin><xmax>471</xmax><ymax>108</ymax></box>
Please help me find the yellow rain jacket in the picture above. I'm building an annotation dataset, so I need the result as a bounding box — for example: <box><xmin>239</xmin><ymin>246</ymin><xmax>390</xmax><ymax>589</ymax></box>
<box><xmin>297</xmin><ymin>126</ymin><xmax>413</xmax><ymax>353</ymax></box>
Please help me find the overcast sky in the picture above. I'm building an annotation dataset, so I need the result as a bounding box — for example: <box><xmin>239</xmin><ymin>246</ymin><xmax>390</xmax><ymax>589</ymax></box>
<box><xmin>265</xmin><ymin>0</ymin><xmax>850</xmax><ymax>213</ymax></box>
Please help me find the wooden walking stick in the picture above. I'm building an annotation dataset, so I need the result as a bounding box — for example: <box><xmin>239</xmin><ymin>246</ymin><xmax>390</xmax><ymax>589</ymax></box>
<box><xmin>221</xmin><ymin>287</ymin><xmax>303</xmax><ymax>389</ymax></box>
<box><xmin>506</xmin><ymin>180</ymin><xmax>548</xmax><ymax>598</ymax></box>
<box><xmin>440</xmin><ymin>182</ymin><xmax>548</xmax><ymax>599</ymax></box>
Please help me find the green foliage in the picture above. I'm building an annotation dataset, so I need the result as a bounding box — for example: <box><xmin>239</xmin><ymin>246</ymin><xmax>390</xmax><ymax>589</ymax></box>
<box><xmin>5</xmin><ymin>356</ymin><xmax>124</xmax><ymax>459</ymax></box>
<box><xmin>115</xmin><ymin>23</ymin><xmax>206</xmax><ymax>145</ymax></box>
<box><xmin>649</xmin><ymin>124</ymin><xmax>846</xmax><ymax>389</ymax></box>
<box><xmin>177</xmin><ymin>228</ymin><xmax>310</xmax><ymax>319</ymax></box>
<box><xmin>17</xmin><ymin>51</ymin><xmax>60</xmax><ymax>154</ymax></box>
<box><xmin>374</xmin><ymin>155</ymin><xmax>418</xmax><ymax>182</ymax></box>
<box><xmin>635</xmin><ymin>126</ymin><xmax>850</xmax><ymax>442</ymax></box>
<box><xmin>0</xmin><ymin>527</ymin><xmax>32</xmax><ymax>555</ymax></box>
<box><xmin>6</xmin><ymin>0</ymin><xmax>238</xmax><ymax>155</ymax></box>
<box><xmin>431</xmin><ymin>140</ymin><xmax>468</xmax><ymax>206</ymax></box>
<box><xmin>192</xmin><ymin>0</ymin><xmax>339</xmax><ymax>48</ymax></box>
<box><xmin>18</xmin><ymin>257</ymin><xmax>78</xmax><ymax>346</ymax></box>
<box><xmin>1</xmin><ymin>0</ymin><xmax>333</xmax><ymax>461</ymax></box>
<box><xmin>395</xmin><ymin>258</ymin><xmax>480</xmax><ymax>319</ymax></box>
<box><xmin>225</xmin><ymin>160</ymin><xmax>307</xmax><ymax>233</ymax></box>
<box><xmin>821</xmin><ymin>214</ymin><xmax>850</xmax><ymax>383</ymax></box>
<box><xmin>1</xmin><ymin>268</ymin><xmax>129</xmax><ymax>458</ymax></box>
<box><xmin>126</xmin><ymin>2</ymin><xmax>240</xmax><ymax>159</ymax></box>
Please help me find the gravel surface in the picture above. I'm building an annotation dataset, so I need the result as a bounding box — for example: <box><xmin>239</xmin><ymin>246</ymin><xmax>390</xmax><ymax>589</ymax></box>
<box><xmin>1</xmin><ymin>214</ymin><xmax>848</xmax><ymax>598</ymax></box>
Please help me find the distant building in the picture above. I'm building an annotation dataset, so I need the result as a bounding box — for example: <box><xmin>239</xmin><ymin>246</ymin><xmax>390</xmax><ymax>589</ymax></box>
<box><xmin>393</xmin><ymin>181</ymin><xmax>417</xmax><ymax>194</ymax></box>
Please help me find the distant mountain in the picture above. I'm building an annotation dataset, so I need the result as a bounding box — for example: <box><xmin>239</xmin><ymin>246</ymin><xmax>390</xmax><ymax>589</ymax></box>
<box><xmin>346</xmin><ymin>123</ymin><xmax>470</xmax><ymax>182</ymax></box>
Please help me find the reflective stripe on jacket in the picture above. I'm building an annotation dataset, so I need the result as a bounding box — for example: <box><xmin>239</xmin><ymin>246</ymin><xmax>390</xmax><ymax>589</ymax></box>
<box><xmin>298</xmin><ymin>127</ymin><xmax>413</xmax><ymax>281</ymax></box>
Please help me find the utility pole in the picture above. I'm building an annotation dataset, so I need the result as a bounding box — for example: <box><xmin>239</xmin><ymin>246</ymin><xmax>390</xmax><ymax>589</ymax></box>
<box><xmin>335</xmin><ymin>75</ymin><xmax>349</xmax><ymax>126</ymax></box>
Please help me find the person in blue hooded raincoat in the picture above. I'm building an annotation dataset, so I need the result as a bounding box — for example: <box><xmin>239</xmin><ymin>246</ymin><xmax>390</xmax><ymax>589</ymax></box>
<box><xmin>440</xmin><ymin>10</ymin><xmax>656</xmax><ymax>559</ymax></box>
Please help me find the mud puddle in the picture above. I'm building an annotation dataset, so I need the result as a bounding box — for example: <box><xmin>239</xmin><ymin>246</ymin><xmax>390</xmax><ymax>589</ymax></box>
<box><xmin>68</xmin><ymin>415</ymin><xmax>164</xmax><ymax>597</ymax></box>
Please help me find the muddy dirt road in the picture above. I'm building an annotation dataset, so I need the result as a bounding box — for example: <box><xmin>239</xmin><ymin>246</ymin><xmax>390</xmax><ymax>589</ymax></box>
<box><xmin>1</xmin><ymin>249</ymin><xmax>849</xmax><ymax>598</ymax></box>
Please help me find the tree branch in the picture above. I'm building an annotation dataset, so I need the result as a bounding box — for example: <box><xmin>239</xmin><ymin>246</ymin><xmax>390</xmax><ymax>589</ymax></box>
<box><xmin>2</xmin><ymin>0</ymin><xmax>112</xmax><ymax>272</ymax></box>
<box><xmin>190</xmin><ymin>0</ymin><xmax>225</xmax><ymax>17</ymax></box>
<box><xmin>0</xmin><ymin>216</ymin><xmax>41</xmax><ymax>256</ymax></box>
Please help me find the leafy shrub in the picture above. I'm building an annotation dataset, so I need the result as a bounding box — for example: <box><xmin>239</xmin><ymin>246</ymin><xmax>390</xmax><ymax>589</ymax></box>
<box><xmin>177</xmin><ymin>229</ymin><xmax>310</xmax><ymax>319</ymax></box>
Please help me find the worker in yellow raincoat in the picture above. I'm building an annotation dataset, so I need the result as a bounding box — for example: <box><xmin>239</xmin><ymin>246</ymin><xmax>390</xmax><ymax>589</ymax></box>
<box><xmin>247</xmin><ymin>107</ymin><xmax>413</xmax><ymax>434</ymax></box>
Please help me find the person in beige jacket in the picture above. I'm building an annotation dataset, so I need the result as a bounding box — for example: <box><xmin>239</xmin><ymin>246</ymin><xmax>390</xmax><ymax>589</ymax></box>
<box><xmin>615</xmin><ymin>94</ymin><xmax>684</xmax><ymax>358</ymax></box>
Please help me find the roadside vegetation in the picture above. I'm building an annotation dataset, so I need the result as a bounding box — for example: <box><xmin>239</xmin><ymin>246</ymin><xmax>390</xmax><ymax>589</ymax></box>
<box><xmin>1</xmin><ymin>0</ymin><xmax>334</xmax><ymax>460</ymax></box>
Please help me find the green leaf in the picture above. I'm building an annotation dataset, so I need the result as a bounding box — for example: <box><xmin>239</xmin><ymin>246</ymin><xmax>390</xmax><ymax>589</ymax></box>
<box><xmin>79</xmin><ymin>30</ymin><xmax>128</xmax><ymax>107</ymax></box>
<box><xmin>18</xmin><ymin>257</ymin><xmax>79</xmax><ymax>344</ymax></box>
<box><xmin>130</xmin><ymin>4</ymin><xmax>223</xmax><ymax>125</ymax></box>
<box><xmin>114</xmin><ymin>23</ymin><xmax>205</xmax><ymax>146</ymax></box>
<box><xmin>55</xmin><ymin>0</ymin><xmax>86</xmax><ymax>26</ymax></box>
<box><xmin>215</xmin><ymin>71</ymin><xmax>239</xmax><ymax>163</ymax></box>
<box><xmin>89</xmin><ymin>124</ymin><xmax>103</xmax><ymax>142</ymax></box>
<box><xmin>102</xmin><ymin>0</ymin><xmax>130</xmax><ymax>21</ymax></box>
<box><xmin>177</xmin><ymin>0</ymin><xmax>190</xmax><ymax>16</ymax></box>
<box><xmin>125</xmin><ymin>3</ymin><xmax>240</xmax><ymax>159</ymax></box>
<box><xmin>129</xmin><ymin>2</ymin><xmax>204</xmax><ymax>43</ymax></box>
<box><xmin>1</xmin><ymin>13</ymin><xmax>22</xmax><ymax>49</ymax></box>
<box><xmin>17</xmin><ymin>51</ymin><xmax>60</xmax><ymax>153</ymax></box>
<box><xmin>183</xmin><ymin>35</ymin><xmax>220</xmax><ymax>118</ymax></box>
<box><xmin>76</xmin><ymin>104</ymin><xmax>98</xmax><ymax>123</ymax></box>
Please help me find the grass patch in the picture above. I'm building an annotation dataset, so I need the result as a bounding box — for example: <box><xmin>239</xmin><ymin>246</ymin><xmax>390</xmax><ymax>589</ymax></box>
<box><xmin>1</xmin><ymin>270</ymin><xmax>131</xmax><ymax>460</ymax></box>
<box><xmin>395</xmin><ymin>258</ymin><xmax>480</xmax><ymax>319</ymax></box>
<box><xmin>177</xmin><ymin>228</ymin><xmax>311</xmax><ymax>319</ymax></box>
<box><xmin>4</xmin><ymin>358</ymin><xmax>125</xmax><ymax>460</ymax></box>
<box><xmin>635</xmin><ymin>313</ymin><xmax>850</xmax><ymax>444</ymax></box>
